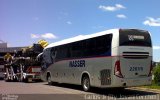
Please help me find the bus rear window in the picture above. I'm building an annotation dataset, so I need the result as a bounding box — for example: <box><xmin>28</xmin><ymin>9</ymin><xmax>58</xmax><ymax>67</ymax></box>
<box><xmin>119</xmin><ymin>29</ymin><xmax>152</xmax><ymax>47</ymax></box>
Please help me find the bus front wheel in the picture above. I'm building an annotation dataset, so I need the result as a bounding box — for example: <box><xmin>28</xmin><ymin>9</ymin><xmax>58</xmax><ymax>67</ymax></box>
<box><xmin>82</xmin><ymin>75</ymin><xmax>90</xmax><ymax>92</ymax></box>
<box><xmin>47</xmin><ymin>74</ymin><xmax>52</xmax><ymax>85</ymax></box>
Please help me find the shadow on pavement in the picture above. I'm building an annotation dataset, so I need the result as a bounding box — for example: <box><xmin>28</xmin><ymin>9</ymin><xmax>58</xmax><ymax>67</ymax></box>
<box><xmin>45</xmin><ymin>83</ymin><xmax>159</xmax><ymax>99</ymax></box>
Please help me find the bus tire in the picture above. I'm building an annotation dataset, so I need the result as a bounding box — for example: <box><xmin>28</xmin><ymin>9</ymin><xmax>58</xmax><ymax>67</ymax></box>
<box><xmin>47</xmin><ymin>74</ymin><xmax>52</xmax><ymax>85</ymax></box>
<box><xmin>24</xmin><ymin>77</ymin><xmax>29</xmax><ymax>83</ymax></box>
<box><xmin>82</xmin><ymin>75</ymin><xmax>90</xmax><ymax>92</ymax></box>
<box><xmin>21</xmin><ymin>77</ymin><xmax>24</xmax><ymax>82</ymax></box>
<box><xmin>117</xmin><ymin>87</ymin><xmax>125</xmax><ymax>91</ymax></box>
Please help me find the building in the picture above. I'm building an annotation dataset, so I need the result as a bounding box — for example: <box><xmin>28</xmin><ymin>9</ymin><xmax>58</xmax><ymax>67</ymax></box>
<box><xmin>0</xmin><ymin>41</ymin><xmax>23</xmax><ymax>59</ymax></box>
<box><xmin>0</xmin><ymin>43</ymin><xmax>7</xmax><ymax>48</ymax></box>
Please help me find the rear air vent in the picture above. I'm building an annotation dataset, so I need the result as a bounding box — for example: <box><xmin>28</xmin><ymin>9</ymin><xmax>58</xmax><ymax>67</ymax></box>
<box><xmin>100</xmin><ymin>69</ymin><xmax>111</xmax><ymax>85</ymax></box>
<box><xmin>122</xmin><ymin>52</ymin><xmax>149</xmax><ymax>59</ymax></box>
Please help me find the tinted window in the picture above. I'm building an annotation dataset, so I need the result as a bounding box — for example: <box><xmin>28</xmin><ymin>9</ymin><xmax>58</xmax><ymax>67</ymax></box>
<box><xmin>119</xmin><ymin>29</ymin><xmax>152</xmax><ymax>47</ymax></box>
<box><xmin>56</xmin><ymin>45</ymin><xmax>68</xmax><ymax>60</ymax></box>
<box><xmin>50</xmin><ymin>34</ymin><xmax>112</xmax><ymax>61</ymax></box>
<box><xmin>83</xmin><ymin>34</ymin><xmax>112</xmax><ymax>57</ymax></box>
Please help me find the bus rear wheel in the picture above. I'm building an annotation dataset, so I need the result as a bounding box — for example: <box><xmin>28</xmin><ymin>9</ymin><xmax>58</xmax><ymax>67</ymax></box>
<box><xmin>82</xmin><ymin>75</ymin><xmax>90</xmax><ymax>92</ymax></box>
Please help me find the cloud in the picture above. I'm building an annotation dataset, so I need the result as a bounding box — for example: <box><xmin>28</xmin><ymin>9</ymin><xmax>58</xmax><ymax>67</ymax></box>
<box><xmin>66</xmin><ymin>21</ymin><xmax>72</xmax><ymax>25</ymax></box>
<box><xmin>153</xmin><ymin>46</ymin><xmax>160</xmax><ymax>50</ymax></box>
<box><xmin>99</xmin><ymin>4</ymin><xmax>126</xmax><ymax>12</ymax></box>
<box><xmin>31</xmin><ymin>34</ymin><xmax>40</xmax><ymax>39</ymax></box>
<box><xmin>41</xmin><ymin>33</ymin><xmax>57</xmax><ymax>39</ymax></box>
<box><xmin>116</xmin><ymin>14</ymin><xmax>127</xmax><ymax>19</ymax></box>
<box><xmin>31</xmin><ymin>33</ymin><xmax>57</xmax><ymax>39</ymax></box>
<box><xmin>143</xmin><ymin>17</ymin><xmax>160</xmax><ymax>26</ymax></box>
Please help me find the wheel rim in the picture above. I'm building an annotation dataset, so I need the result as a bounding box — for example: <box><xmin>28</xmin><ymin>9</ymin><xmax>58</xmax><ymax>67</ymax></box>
<box><xmin>83</xmin><ymin>77</ymin><xmax>90</xmax><ymax>91</ymax></box>
<box><xmin>48</xmin><ymin>76</ymin><xmax>51</xmax><ymax>84</ymax></box>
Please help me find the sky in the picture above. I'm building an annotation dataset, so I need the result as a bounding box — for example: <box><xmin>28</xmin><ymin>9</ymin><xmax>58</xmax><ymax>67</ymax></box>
<box><xmin>0</xmin><ymin>0</ymin><xmax>160</xmax><ymax>61</ymax></box>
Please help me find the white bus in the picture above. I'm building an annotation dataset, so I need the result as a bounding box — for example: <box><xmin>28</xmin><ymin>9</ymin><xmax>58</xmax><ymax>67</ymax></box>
<box><xmin>40</xmin><ymin>29</ymin><xmax>152</xmax><ymax>91</ymax></box>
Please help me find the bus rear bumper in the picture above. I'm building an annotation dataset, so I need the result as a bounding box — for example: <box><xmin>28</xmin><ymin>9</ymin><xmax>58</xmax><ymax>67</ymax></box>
<box><xmin>112</xmin><ymin>76</ymin><xmax>152</xmax><ymax>87</ymax></box>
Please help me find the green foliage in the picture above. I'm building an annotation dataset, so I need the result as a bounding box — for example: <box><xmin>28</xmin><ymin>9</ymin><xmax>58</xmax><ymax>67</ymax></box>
<box><xmin>153</xmin><ymin>64</ymin><xmax>160</xmax><ymax>84</ymax></box>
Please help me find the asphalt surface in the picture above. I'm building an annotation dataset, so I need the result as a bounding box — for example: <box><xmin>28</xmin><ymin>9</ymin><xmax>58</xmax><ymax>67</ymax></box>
<box><xmin>0</xmin><ymin>80</ymin><xmax>159</xmax><ymax>100</ymax></box>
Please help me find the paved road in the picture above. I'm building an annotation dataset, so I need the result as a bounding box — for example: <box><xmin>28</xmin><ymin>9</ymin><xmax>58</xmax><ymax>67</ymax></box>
<box><xmin>0</xmin><ymin>80</ymin><xmax>159</xmax><ymax>100</ymax></box>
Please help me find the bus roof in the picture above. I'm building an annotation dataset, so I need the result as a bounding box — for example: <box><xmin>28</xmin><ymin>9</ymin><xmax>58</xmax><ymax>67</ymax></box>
<box><xmin>44</xmin><ymin>29</ymin><xmax>118</xmax><ymax>50</ymax></box>
<box><xmin>44</xmin><ymin>28</ymin><xmax>148</xmax><ymax>49</ymax></box>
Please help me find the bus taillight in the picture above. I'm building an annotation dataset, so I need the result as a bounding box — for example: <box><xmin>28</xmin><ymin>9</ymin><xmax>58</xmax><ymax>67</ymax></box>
<box><xmin>114</xmin><ymin>60</ymin><xmax>123</xmax><ymax>78</ymax></box>
<box><xmin>148</xmin><ymin>61</ymin><xmax>153</xmax><ymax>77</ymax></box>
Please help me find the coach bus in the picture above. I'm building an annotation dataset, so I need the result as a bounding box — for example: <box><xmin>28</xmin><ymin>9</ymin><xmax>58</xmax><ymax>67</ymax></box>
<box><xmin>40</xmin><ymin>29</ymin><xmax>152</xmax><ymax>91</ymax></box>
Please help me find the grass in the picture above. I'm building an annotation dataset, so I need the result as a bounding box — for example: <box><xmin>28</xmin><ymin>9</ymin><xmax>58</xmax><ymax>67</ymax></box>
<box><xmin>141</xmin><ymin>82</ymin><xmax>160</xmax><ymax>89</ymax></box>
<box><xmin>142</xmin><ymin>85</ymin><xmax>160</xmax><ymax>89</ymax></box>
<box><xmin>142</xmin><ymin>65</ymin><xmax>160</xmax><ymax>90</ymax></box>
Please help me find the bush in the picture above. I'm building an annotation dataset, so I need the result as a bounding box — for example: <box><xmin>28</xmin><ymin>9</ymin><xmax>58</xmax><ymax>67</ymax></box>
<box><xmin>153</xmin><ymin>64</ymin><xmax>160</xmax><ymax>84</ymax></box>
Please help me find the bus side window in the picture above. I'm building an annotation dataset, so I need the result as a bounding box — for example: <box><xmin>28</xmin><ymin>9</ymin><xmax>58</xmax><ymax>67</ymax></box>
<box><xmin>67</xmin><ymin>44</ymin><xmax>72</xmax><ymax>58</ymax></box>
<box><xmin>94</xmin><ymin>34</ymin><xmax>112</xmax><ymax>56</ymax></box>
<box><xmin>51</xmin><ymin>47</ymin><xmax>57</xmax><ymax>63</ymax></box>
<box><xmin>56</xmin><ymin>45</ymin><xmax>68</xmax><ymax>61</ymax></box>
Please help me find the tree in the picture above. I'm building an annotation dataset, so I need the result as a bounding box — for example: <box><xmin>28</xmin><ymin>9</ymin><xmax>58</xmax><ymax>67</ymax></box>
<box><xmin>154</xmin><ymin>64</ymin><xmax>160</xmax><ymax>84</ymax></box>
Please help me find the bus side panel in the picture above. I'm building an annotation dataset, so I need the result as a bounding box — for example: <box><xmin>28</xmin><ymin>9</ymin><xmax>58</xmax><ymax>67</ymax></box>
<box><xmin>91</xmin><ymin>57</ymin><xmax>112</xmax><ymax>87</ymax></box>
<box><xmin>50</xmin><ymin>62</ymin><xmax>61</xmax><ymax>83</ymax></box>
<box><xmin>50</xmin><ymin>60</ymin><xmax>79</xmax><ymax>84</ymax></box>
<box><xmin>50</xmin><ymin>60</ymin><xmax>85</xmax><ymax>84</ymax></box>
<box><xmin>47</xmin><ymin>57</ymin><xmax>112</xmax><ymax>87</ymax></box>
<box><xmin>41</xmin><ymin>58</ymin><xmax>113</xmax><ymax>86</ymax></box>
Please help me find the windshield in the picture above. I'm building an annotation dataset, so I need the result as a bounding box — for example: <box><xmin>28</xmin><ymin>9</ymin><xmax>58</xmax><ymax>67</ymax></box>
<box><xmin>119</xmin><ymin>29</ymin><xmax>152</xmax><ymax>47</ymax></box>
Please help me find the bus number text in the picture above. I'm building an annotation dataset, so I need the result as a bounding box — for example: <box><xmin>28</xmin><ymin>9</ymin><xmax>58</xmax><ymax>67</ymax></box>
<box><xmin>129</xmin><ymin>67</ymin><xmax>143</xmax><ymax>71</ymax></box>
